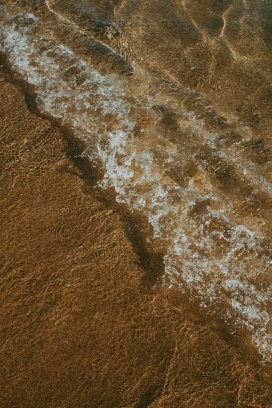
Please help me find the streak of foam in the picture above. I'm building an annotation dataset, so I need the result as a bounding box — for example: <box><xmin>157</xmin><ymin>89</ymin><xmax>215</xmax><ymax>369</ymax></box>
<box><xmin>0</xmin><ymin>6</ymin><xmax>271</xmax><ymax>361</ymax></box>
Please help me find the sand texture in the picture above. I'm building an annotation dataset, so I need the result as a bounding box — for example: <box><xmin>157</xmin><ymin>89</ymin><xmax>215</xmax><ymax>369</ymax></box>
<box><xmin>0</xmin><ymin>60</ymin><xmax>271</xmax><ymax>408</ymax></box>
<box><xmin>1</xmin><ymin>0</ymin><xmax>272</xmax><ymax>406</ymax></box>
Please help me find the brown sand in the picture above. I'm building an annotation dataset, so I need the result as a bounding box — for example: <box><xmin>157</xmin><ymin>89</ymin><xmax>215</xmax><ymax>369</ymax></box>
<box><xmin>1</xmin><ymin>58</ymin><xmax>272</xmax><ymax>407</ymax></box>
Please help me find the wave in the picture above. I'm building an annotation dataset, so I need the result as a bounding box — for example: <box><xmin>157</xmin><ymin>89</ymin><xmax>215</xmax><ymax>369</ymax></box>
<box><xmin>1</xmin><ymin>4</ymin><xmax>271</xmax><ymax>361</ymax></box>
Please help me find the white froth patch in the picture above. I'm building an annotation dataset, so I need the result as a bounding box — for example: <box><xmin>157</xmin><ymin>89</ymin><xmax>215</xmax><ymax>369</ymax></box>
<box><xmin>0</xmin><ymin>6</ymin><xmax>271</xmax><ymax>361</ymax></box>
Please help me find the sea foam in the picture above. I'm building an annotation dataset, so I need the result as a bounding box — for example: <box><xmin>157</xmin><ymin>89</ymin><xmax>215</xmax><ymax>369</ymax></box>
<box><xmin>1</xmin><ymin>5</ymin><xmax>271</xmax><ymax>361</ymax></box>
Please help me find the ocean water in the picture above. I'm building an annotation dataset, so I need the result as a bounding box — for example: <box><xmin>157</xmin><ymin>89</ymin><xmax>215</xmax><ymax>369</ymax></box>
<box><xmin>1</xmin><ymin>2</ymin><xmax>272</xmax><ymax>361</ymax></box>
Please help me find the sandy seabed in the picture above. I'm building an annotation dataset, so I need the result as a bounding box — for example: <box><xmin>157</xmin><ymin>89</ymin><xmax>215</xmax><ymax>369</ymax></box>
<box><xmin>1</xmin><ymin>0</ymin><xmax>272</xmax><ymax>407</ymax></box>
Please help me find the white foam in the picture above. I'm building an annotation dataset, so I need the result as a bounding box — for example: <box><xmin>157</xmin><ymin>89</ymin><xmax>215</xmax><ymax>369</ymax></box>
<box><xmin>1</xmin><ymin>6</ymin><xmax>271</xmax><ymax>361</ymax></box>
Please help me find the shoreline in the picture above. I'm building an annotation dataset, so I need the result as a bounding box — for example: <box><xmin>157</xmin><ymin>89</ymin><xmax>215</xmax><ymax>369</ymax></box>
<box><xmin>1</xmin><ymin>51</ymin><xmax>272</xmax><ymax>391</ymax></box>
<box><xmin>1</xmin><ymin>1</ymin><xmax>272</xmax><ymax>405</ymax></box>
<box><xmin>1</xmin><ymin>3</ymin><xmax>272</xmax><ymax>361</ymax></box>
<box><xmin>0</xmin><ymin>49</ymin><xmax>271</xmax><ymax>369</ymax></box>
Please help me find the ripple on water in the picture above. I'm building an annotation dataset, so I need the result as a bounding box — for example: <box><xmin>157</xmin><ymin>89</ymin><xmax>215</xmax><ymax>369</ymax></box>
<box><xmin>0</xmin><ymin>5</ymin><xmax>272</xmax><ymax>361</ymax></box>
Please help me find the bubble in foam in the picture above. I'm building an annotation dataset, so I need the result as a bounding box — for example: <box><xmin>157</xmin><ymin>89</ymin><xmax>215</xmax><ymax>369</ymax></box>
<box><xmin>1</xmin><ymin>5</ymin><xmax>272</xmax><ymax>360</ymax></box>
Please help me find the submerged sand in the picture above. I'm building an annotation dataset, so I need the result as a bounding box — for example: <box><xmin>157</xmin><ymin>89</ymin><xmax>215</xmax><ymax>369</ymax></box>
<box><xmin>1</xmin><ymin>0</ymin><xmax>272</xmax><ymax>359</ymax></box>
<box><xmin>0</xmin><ymin>56</ymin><xmax>271</xmax><ymax>408</ymax></box>
<box><xmin>1</xmin><ymin>0</ymin><xmax>272</xmax><ymax>406</ymax></box>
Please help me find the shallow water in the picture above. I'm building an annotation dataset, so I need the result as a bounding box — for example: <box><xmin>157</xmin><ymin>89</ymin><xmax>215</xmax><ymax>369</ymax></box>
<box><xmin>1</xmin><ymin>0</ymin><xmax>272</xmax><ymax>362</ymax></box>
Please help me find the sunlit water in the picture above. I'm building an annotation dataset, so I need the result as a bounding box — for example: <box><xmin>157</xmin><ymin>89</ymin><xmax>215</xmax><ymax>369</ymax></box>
<box><xmin>1</xmin><ymin>4</ymin><xmax>271</xmax><ymax>361</ymax></box>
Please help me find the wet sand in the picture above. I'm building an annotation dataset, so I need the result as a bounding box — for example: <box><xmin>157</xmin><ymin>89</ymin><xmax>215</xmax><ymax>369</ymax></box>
<box><xmin>0</xmin><ymin>50</ymin><xmax>271</xmax><ymax>408</ymax></box>
<box><xmin>1</xmin><ymin>0</ymin><xmax>272</xmax><ymax>406</ymax></box>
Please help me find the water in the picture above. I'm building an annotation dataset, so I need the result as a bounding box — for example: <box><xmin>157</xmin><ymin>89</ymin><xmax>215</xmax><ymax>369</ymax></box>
<box><xmin>1</xmin><ymin>2</ymin><xmax>272</xmax><ymax>361</ymax></box>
